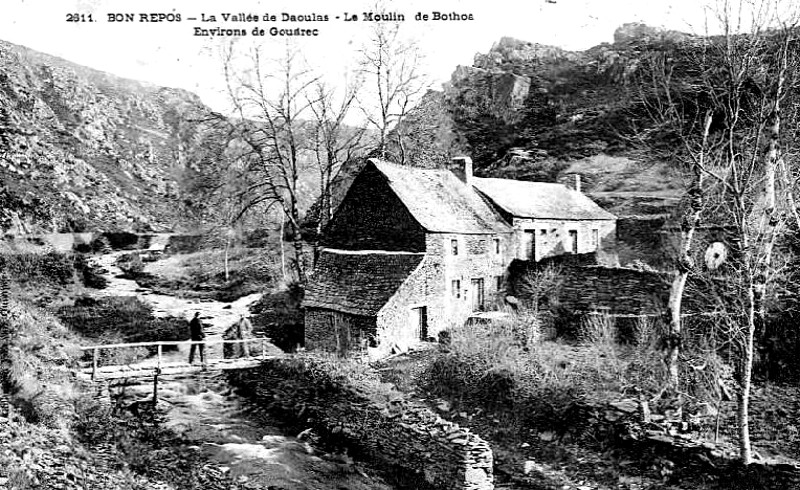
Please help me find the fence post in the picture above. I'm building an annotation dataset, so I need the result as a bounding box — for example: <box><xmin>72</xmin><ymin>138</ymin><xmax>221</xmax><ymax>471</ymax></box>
<box><xmin>261</xmin><ymin>339</ymin><xmax>266</xmax><ymax>360</ymax></box>
<box><xmin>157</xmin><ymin>344</ymin><xmax>162</xmax><ymax>370</ymax></box>
<box><xmin>92</xmin><ymin>348</ymin><xmax>99</xmax><ymax>380</ymax></box>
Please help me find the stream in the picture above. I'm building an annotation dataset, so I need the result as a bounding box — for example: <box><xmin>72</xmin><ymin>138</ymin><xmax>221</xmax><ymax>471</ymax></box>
<box><xmin>88</xmin><ymin>249</ymin><xmax>397</xmax><ymax>490</ymax></box>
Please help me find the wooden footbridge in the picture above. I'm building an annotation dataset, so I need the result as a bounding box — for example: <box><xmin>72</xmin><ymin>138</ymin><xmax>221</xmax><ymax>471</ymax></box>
<box><xmin>79</xmin><ymin>337</ymin><xmax>286</xmax><ymax>380</ymax></box>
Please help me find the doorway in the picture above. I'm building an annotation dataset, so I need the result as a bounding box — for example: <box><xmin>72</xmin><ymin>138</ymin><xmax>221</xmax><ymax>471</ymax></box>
<box><xmin>411</xmin><ymin>306</ymin><xmax>428</xmax><ymax>340</ymax></box>
<box><xmin>470</xmin><ymin>278</ymin><xmax>485</xmax><ymax>312</ymax></box>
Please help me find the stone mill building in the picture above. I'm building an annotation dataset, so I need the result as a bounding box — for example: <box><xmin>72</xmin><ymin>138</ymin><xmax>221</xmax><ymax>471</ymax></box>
<box><xmin>303</xmin><ymin>157</ymin><xmax>617</xmax><ymax>358</ymax></box>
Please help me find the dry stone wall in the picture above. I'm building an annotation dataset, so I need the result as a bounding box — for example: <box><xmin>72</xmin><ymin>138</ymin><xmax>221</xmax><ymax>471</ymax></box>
<box><xmin>509</xmin><ymin>258</ymin><xmax>671</xmax><ymax>315</ymax></box>
<box><xmin>561</xmin><ymin>398</ymin><xmax>800</xmax><ymax>488</ymax></box>
<box><xmin>229</xmin><ymin>358</ymin><xmax>494</xmax><ymax>490</ymax></box>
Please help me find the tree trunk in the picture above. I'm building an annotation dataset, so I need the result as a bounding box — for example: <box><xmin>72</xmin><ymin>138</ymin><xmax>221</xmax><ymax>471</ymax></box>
<box><xmin>739</xmin><ymin>281</ymin><xmax>756</xmax><ymax>464</ymax></box>
<box><xmin>279</xmin><ymin>218</ymin><xmax>287</xmax><ymax>283</ymax></box>
<box><xmin>224</xmin><ymin>237</ymin><xmax>230</xmax><ymax>283</ymax></box>
<box><xmin>666</xmin><ymin>113</ymin><xmax>711</xmax><ymax>389</ymax></box>
<box><xmin>667</xmin><ymin>272</ymin><xmax>689</xmax><ymax>387</ymax></box>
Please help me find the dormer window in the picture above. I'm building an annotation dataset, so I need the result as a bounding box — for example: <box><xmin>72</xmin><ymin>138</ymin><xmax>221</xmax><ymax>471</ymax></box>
<box><xmin>450</xmin><ymin>238</ymin><xmax>459</xmax><ymax>255</ymax></box>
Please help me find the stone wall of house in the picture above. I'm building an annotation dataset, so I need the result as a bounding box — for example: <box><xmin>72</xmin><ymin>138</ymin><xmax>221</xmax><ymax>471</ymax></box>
<box><xmin>305</xmin><ymin>308</ymin><xmax>377</xmax><ymax>354</ymax></box>
<box><xmin>429</xmin><ymin>233</ymin><xmax>513</xmax><ymax>321</ymax></box>
<box><xmin>511</xmin><ymin>218</ymin><xmax>616</xmax><ymax>263</ymax></box>
<box><xmin>377</xmin><ymin>257</ymin><xmax>443</xmax><ymax>354</ymax></box>
<box><xmin>371</xmin><ymin>232</ymin><xmax>516</xmax><ymax>356</ymax></box>
<box><xmin>323</xmin><ymin>164</ymin><xmax>426</xmax><ymax>252</ymax></box>
<box><xmin>229</xmin><ymin>359</ymin><xmax>494</xmax><ymax>490</ymax></box>
<box><xmin>509</xmin><ymin>260</ymin><xmax>670</xmax><ymax>315</ymax></box>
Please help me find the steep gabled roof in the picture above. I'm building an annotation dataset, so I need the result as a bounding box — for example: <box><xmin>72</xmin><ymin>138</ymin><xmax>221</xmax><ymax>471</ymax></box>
<box><xmin>368</xmin><ymin>159</ymin><xmax>511</xmax><ymax>234</ymax></box>
<box><xmin>472</xmin><ymin>177</ymin><xmax>616</xmax><ymax>220</ymax></box>
<box><xmin>302</xmin><ymin>249</ymin><xmax>424</xmax><ymax>316</ymax></box>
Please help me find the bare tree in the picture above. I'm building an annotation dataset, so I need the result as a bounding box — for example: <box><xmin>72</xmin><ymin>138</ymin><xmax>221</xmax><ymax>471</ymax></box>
<box><xmin>214</xmin><ymin>43</ymin><xmax>321</xmax><ymax>284</ymax></box>
<box><xmin>640</xmin><ymin>1</ymin><xmax>800</xmax><ymax>463</ymax></box>
<box><xmin>306</xmin><ymin>79</ymin><xmax>367</xmax><ymax>261</ymax></box>
<box><xmin>358</xmin><ymin>18</ymin><xmax>426</xmax><ymax>163</ymax></box>
<box><xmin>637</xmin><ymin>42</ymin><xmax>715</xmax><ymax>391</ymax></box>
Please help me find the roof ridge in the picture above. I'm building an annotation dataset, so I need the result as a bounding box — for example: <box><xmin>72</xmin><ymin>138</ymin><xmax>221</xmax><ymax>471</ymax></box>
<box><xmin>322</xmin><ymin>248</ymin><xmax>425</xmax><ymax>256</ymax></box>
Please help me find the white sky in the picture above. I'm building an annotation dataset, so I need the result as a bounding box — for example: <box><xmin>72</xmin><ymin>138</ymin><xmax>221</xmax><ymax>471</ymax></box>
<box><xmin>0</xmin><ymin>0</ymin><xmax>735</xmax><ymax>112</ymax></box>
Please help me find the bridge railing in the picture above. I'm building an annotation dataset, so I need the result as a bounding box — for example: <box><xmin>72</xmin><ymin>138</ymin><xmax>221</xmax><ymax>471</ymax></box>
<box><xmin>80</xmin><ymin>337</ymin><xmax>270</xmax><ymax>380</ymax></box>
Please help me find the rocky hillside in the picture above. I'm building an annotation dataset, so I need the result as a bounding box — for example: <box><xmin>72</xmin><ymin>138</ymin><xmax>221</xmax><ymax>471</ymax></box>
<box><xmin>396</xmin><ymin>23</ymin><xmax>700</xmax><ymax>218</ymax></box>
<box><xmin>0</xmin><ymin>40</ymin><xmax>218</xmax><ymax>234</ymax></box>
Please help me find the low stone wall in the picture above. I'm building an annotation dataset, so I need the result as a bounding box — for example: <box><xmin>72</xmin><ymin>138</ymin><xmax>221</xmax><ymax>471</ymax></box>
<box><xmin>229</xmin><ymin>358</ymin><xmax>494</xmax><ymax>490</ymax></box>
<box><xmin>509</xmin><ymin>259</ymin><xmax>670</xmax><ymax>315</ymax></box>
<box><xmin>560</xmin><ymin>398</ymin><xmax>800</xmax><ymax>488</ymax></box>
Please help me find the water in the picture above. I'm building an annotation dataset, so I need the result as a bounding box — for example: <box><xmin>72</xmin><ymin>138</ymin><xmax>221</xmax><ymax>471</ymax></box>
<box><xmin>89</xmin><ymin>251</ymin><xmax>397</xmax><ymax>489</ymax></box>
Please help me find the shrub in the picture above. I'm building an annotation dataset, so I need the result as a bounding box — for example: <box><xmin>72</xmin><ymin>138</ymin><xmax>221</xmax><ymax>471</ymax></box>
<box><xmin>116</xmin><ymin>253</ymin><xmax>145</xmax><ymax>278</ymax></box>
<box><xmin>551</xmin><ymin>305</ymin><xmax>584</xmax><ymax>340</ymax></box>
<box><xmin>72</xmin><ymin>253</ymin><xmax>108</xmax><ymax>289</ymax></box>
<box><xmin>57</xmin><ymin>296</ymin><xmax>188</xmax><ymax>361</ymax></box>
<box><xmin>251</xmin><ymin>284</ymin><xmax>304</xmax><ymax>351</ymax></box>
<box><xmin>4</xmin><ymin>299</ymin><xmax>82</xmax><ymax>427</ymax></box>
<box><xmin>0</xmin><ymin>251</ymin><xmax>76</xmax><ymax>286</ymax></box>
<box><xmin>424</xmin><ymin>311</ymin><xmax>674</xmax><ymax>433</ymax></box>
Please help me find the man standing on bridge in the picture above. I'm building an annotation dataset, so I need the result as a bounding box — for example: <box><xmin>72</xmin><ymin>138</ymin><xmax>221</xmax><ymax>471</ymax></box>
<box><xmin>188</xmin><ymin>312</ymin><xmax>206</xmax><ymax>366</ymax></box>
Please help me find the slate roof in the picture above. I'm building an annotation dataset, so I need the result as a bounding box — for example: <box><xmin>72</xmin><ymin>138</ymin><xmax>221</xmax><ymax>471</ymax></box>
<box><xmin>303</xmin><ymin>249</ymin><xmax>424</xmax><ymax>316</ymax></box>
<box><xmin>369</xmin><ymin>159</ymin><xmax>511</xmax><ymax>234</ymax></box>
<box><xmin>472</xmin><ymin>177</ymin><xmax>616</xmax><ymax>220</ymax></box>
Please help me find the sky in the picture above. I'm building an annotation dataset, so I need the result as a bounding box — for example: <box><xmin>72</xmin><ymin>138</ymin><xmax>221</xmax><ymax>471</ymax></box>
<box><xmin>0</xmin><ymin>0</ymin><xmax>730</xmax><ymax>113</ymax></box>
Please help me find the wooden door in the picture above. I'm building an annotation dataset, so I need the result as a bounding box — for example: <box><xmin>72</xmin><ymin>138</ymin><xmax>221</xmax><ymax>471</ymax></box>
<box><xmin>470</xmin><ymin>278</ymin><xmax>485</xmax><ymax>312</ymax></box>
<box><xmin>569</xmin><ymin>230</ymin><xmax>578</xmax><ymax>254</ymax></box>
<box><xmin>411</xmin><ymin>306</ymin><xmax>428</xmax><ymax>340</ymax></box>
<box><xmin>524</xmin><ymin>230</ymin><xmax>536</xmax><ymax>260</ymax></box>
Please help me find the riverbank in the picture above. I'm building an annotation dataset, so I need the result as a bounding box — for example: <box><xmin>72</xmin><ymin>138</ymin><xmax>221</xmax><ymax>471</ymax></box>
<box><xmin>1</xmin><ymin>245</ymin><xmax>402</xmax><ymax>489</ymax></box>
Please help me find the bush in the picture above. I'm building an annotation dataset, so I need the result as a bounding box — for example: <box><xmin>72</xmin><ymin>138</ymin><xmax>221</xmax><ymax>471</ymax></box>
<box><xmin>424</xmin><ymin>311</ymin><xmax>672</xmax><ymax>431</ymax></box>
<box><xmin>551</xmin><ymin>305</ymin><xmax>585</xmax><ymax>341</ymax></box>
<box><xmin>0</xmin><ymin>251</ymin><xmax>76</xmax><ymax>286</ymax></box>
<box><xmin>57</xmin><ymin>296</ymin><xmax>188</xmax><ymax>364</ymax></box>
<box><xmin>72</xmin><ymin>253</ymin><xmax>108</xmax><ymax>289</ymax></box>
<box><xmin>116</xmin><ymin>253</ymin><xmax>145</xmax><ymax>278</ymax></box>
<box><xmin>251</xmin><ymin>284</ymin><xmax>304</xmax><ymax>351</ymax></box>
<box><xmin>5</xmin><ymin>299</ymin><xmax>82</xmax><ymax>428</ymax></box>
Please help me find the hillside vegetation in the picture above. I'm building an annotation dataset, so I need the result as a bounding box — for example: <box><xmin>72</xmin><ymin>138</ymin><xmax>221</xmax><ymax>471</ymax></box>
<box><xmin>0</xmin><ymin>40</ymin><xmax>220</xmax><ymax>234</ymax></box>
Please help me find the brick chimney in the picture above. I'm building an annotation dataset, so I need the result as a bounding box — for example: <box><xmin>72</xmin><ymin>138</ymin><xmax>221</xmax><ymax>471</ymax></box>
<box><xmin>566</xmin><ymin>174</ymin><xmax>581</xmax><ymax>193</ymax></box>
<box><xmin>452</xmin><ymin>156</ymin><xmax>473</xmax><ymax>185</ymax></box>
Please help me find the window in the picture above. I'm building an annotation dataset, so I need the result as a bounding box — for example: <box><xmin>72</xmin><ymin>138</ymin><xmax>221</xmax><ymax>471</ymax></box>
<box><xmin>451</xmin><ymin>279</ymin><xmax>461</xmax><ymax>299</ymax></box>
<box><xmin>493</xmin><ymin>238</ymin><xmax>501</xmax><ymax>254</ymax></box>
<box><xmin>450</xmin><ymin>238</ymin><xmax>459</xmax><ymax>255</ymax></box>
<box><xmin>569</xmin><ymin>230</ymin><xmax>578</xmax><ymax>254</ymax></box>
<box><xmin>525</xmin><ymin>230</ymin><xmax>536</xmax><ymax>260</ymax></box>
<box><xmin>496</xmin><ymin>275</ymin><xmax>504</xmax><ymax>291</ymax></box>
<box><xmin>478</xmin><ymin>240</ymin><xmax>486</xmax><ymax>253</ymax></box>
<box><xmin>592</xmin><ymin>229</ymin><xmax>599</xmax><ymax>248</ymax></box>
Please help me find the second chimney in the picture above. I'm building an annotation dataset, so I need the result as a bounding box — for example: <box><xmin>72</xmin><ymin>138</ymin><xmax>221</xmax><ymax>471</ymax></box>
<box><xmin>565</xmin><ymin>174</ymin><xmax>581</xmax><ymax>193</ymax></box>
<box><xmin>452</xmin><ymin>156</ymin><xmax>473</xmax><ymax>185</ymax></box>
